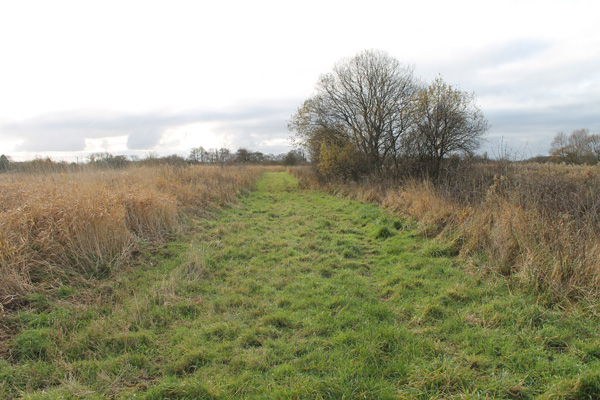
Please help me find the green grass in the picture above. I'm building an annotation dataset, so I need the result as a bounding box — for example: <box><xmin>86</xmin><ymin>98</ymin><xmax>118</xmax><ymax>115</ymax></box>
<box><xmin>2</xmin><ymin>172</ymin><xmax>600</xmax><ymax>399</ymax></box>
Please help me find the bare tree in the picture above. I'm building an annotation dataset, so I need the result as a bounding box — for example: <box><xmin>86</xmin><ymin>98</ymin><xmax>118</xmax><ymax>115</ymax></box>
<box><xmin>589</xmin><ymin>134</ymin><xmax>600</xmax><ymax>163</ymax></box>
<box><xmin>234</xmin><ymin>148</ymin><xmax>251</xmax><ymax>163</ymax></box>
<box><xmin>550</xmin><ymin>129</ymin><xmax>597</xmax><ymax>164</ymax></box>
<box><xmin>550</xmin><ymin>131</ymin><xmax>570</xmax><ymax>159</ymax></box>
<box><xmin>411</xmin><ymin>76</ymin><xmax>488</xmax><ymax>177</ymax></box>
<box><xmin>289</xmin><ymin>50</ymin><xmax>419</xmax><ymax>177</ymax></box>
<box><xmin>188</xmin><ymin>146</ymin><xmax>206</xmax><ymax>163</ymax></box>
<box><xmin>569</xmin><ymin>128</ymin><xmax>592</xmax><ymax>162</ymax></box>
<box><xmin>215</xmin><ymin>148</ymin><xmax>231</xmax><ymax>164</ymax></box>
<box><xmin>290</xmin><ymin>51</ymin><xmax>489</xmax><ymax>179</ymax></box>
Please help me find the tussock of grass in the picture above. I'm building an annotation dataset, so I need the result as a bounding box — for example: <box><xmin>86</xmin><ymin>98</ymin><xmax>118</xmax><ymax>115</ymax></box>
<box><xmin>373</xmin><ymin>226</ymin><xmax>393</xmax><ymax>239</ymax></box>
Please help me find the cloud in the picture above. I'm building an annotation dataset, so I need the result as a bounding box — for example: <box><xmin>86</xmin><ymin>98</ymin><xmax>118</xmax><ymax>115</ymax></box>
<box><xmin>0</xmin><ymin>101</ymin><xmax>298</xmax><ymax>156</ymax></box>
<box><xmin>84</xmin><ymin>136</ymin><xmax>128</xmax><ymax>153</ymax></box>
<box><xmin>3</xmin><ymin>31</ymin><xmax>598</xmax><ymax>162</ymax></box>
<box><xmin>127</xmin><ymin>127</ymin><xmax>165</xmax><ymax>150</ymax></box>
<box><xmin>1</xmin><ymin>109</ymin><xmax>128</xmax><ymax>152</ymax></box>
<box><xmin>209</xmin><ymin>116</ymin><xmax>291</xmax><ymax>154</ymax></box>
<box><xmin>415</xmin><ymin>36</ymin><xmax>600</xmax><ymax>157</ymax></box>
<box><xmin>482</xmin><ymin>99</ymin><xmax>600</xmax><ymax>157</ymax></box>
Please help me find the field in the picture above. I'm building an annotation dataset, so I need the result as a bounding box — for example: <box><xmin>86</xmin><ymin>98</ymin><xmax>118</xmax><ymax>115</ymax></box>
<box><xmin>1</xmin><ymin>167</ymin><xmax>600</xmax><ymax>398</ymax></box>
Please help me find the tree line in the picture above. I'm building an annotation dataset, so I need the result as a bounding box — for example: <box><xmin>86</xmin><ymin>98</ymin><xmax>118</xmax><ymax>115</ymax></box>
<box><xmin>0</xmin><ymin>148</ymin><xmax>307</xmax><ymax>173</ymax></box>
<box><xmin>549</xmin><ymin>128</ymin><xmax>600</xmax><ymax>165</ymax></box>
<box><xmin>186</xmin><ymin>146</ymin><xmax>306</xmax><ymax>165</ymax></box>
<box><xmin>288</xmin><ymin>50</ymin><xmax>489</xmax><ymax>180</ymax></box>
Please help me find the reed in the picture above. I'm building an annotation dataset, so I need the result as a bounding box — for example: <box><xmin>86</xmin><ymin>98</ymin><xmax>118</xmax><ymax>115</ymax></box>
<box><xmin>0</xmin><ymin>165</ymin><xmax>268</xmax><ymax>298</ymax></box>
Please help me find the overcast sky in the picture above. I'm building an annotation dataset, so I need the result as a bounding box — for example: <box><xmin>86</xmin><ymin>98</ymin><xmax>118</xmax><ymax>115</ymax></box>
<box><xmin>1</xmin><ymin>0</ymin><xmax>599</xmax><ymax>161</ymax></box>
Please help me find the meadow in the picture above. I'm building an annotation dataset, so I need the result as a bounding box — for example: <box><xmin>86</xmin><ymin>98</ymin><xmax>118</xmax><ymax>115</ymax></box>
<box><xmin>1</xmin><ymin>166</ymin><xmax>600</xmax><ymax>398</ymax></box>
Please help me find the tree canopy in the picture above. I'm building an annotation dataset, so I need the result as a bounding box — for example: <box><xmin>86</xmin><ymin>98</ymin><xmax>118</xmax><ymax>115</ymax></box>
<box><xmin>289</xmin><ymin>50</ymin><xmax>488</xmax><ymax>179</ymax></box>
<box><xmin>412</xmin><ymin>76</ymin><xmax>488</xmax><ymax>177</ymax></box>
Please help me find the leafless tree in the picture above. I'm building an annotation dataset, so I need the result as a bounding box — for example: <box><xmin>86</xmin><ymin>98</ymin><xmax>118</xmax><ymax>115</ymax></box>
<box><xmin>188</xmin><ymin>146</ymin><xmax>207</xmax><ymax>163</ymax></box>
<box><xmin>550</xmin><ymin>129</ymin><xmax>598</xmax><ymax>164</ymax></box>
<box><xmin>290</xmin><ymin>50</ymin><xmax>419</xmax><ymax>176</ymax></box>
<box><xmin>411</xmin><ymin>76</ymin><xmax>488</xmax><ymax>177</ymax></box>
<box><xmin>550</xmin><ymin>131</ymin><xmax>570</xmax><ymax>159</ymax></box>
<box><xmin>290</xmin><ymin>51</ymin><xmax>489</xmax><ymax>179</ymax></box>
<box><xmin>568</xmin><ymin>128</ymin><xmax>592</xmax><ymax>161</ymax></box>
<box><xmin>589</xmin><ymin>134</ymin><xmax>600</xmax><ymax>163</ymax></box>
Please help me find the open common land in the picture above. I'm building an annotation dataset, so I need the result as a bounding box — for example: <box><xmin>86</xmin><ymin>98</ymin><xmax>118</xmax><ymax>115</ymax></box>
<box><xmin>1</xmin><ymin>168</ymin><xmax>600</xmax><ymax>399</ymax></box>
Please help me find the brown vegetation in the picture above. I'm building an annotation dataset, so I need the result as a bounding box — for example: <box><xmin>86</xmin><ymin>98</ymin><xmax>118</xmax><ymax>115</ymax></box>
<box><xmin>289</xmin><ymin>162</ymin><xmax>600</xmax><ymax>301</ymax></box>
<box><xmin>0</xmin><ymin>165</ymin><xmax>271</xmax><ymax>300</ymax></box>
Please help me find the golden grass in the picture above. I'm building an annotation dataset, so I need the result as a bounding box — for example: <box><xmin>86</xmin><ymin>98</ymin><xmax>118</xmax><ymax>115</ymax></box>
<box><xmin>0</xmin><ymin>165</ymin><xmax>272</xmax><ymax>298</ymax></box>
<box><xmin>288</xmin><ymin>164</ymin><xmax>600</xmax><ymax>301</ymax></box>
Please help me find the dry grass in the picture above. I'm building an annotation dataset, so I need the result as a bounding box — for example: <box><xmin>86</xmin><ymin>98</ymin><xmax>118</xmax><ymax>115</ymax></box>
<box><xmin>0</xmin><ymin>165</ymin><xmax>272</xmax><ymax>299</ymax></box>
<box><xmin>289</xmin><ymin>163</ymin><xmax>600</xmax><ymax>301</ymax></box>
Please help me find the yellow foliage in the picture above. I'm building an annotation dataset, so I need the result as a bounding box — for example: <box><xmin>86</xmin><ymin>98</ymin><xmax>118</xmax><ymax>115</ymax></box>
<box><xmin>317</xmin><ymin>140</ymin><xmax>359</xmax><ymax>179</ymax></box>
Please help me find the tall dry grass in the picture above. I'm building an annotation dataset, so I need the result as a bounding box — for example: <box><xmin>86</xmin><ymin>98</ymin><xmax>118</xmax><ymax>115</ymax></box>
<box><xmin>289</xmin><ymin>163</ymin><xmax>600</xmax><ymax>301</ymax></box>
<box><xmin>0</xmin><ymin>165</ymin><xmax>269</xmax><ymax>299</ymax></box>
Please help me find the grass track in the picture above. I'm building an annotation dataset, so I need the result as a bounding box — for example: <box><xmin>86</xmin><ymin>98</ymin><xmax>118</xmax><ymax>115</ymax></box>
<box><xmin>2</xmin><ymin>172</ymin><xmax>600</xmax><ymax>399</ymax></box>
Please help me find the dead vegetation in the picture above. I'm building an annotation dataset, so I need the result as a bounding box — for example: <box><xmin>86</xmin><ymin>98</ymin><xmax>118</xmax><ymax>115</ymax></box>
<box><xmin>289</xmin><ymin>162</ymin><xmax>600</xmax><ymax>301</ymax></box>
<box><xmin>0</xmin><ymin>165</ymin><xmax>271</xmax><ymax>299</ymax></box>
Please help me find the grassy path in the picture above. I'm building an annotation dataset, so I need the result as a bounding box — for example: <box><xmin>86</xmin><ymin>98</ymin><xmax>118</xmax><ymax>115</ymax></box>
<box><xmin>2</xmin><ymin>172</ymin><xmax>600</xmax><ymax>399</ymax></box>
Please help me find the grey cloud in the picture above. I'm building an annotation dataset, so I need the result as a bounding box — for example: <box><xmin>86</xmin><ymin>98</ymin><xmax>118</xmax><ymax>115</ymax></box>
<box><xmin>421</xmin><ymin>39</ymin><xmax>550</xmax><ymax>84</ymax></box>
<box><xmin>127</xmin><ymin>128</ymin><xmax>165</xmax><ymax>150</ymax></box>
<box><xmin>420</xmin><ymin>37</ymin><xmax>596</xmax><ymax>101</ymax></box>
<box><xmin>0</xmin><ymin>110</ymin><xmax>117</xmax><ymax>151</ymax></box>
<box><xmin>208</xmin><ymin>114</ymin><xmax>292</xmax><ymax>154</ymax></box>
<box><xmin>0</xmin><ymin>100</ymin><xmax>299</xmax><ymax>154</ymax></box>
<box><xmin>483</xmin><ymin>100</ymin><xmax>600</xmax><ymax>157</ymax></box>
<box><xmin>19</xmin><ymin>132</ymin><xmax>87</xmax><ymax>152</ymax></box>
<box><xmin>413</xmin><ymin>37</ymin><xmax>600</xmax><ymax>158</ymax></box>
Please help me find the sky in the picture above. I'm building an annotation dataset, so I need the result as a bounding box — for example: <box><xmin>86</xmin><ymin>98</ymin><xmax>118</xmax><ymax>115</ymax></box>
<box><xmin>1</xmin><ymin>0</ymin><xmax>599</xmax><ymax>162</ymax></box>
